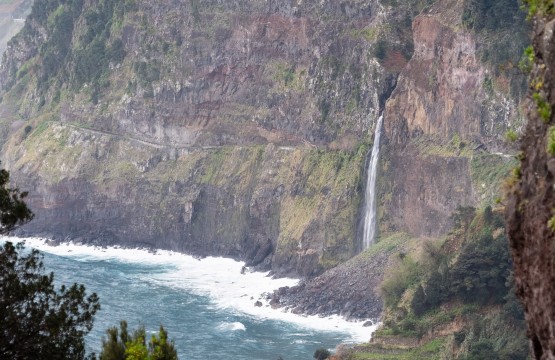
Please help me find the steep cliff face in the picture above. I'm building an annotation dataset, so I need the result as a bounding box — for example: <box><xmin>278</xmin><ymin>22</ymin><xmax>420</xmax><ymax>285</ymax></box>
<box><xmin>1</xmin><ymin>0</ymin><xmax>391</xmax><ymax>144</ymax></box>
<box><xmin>0</xmin><ymin>0</ymin><xmax>403</xmax><ymax>277</ymax></box>
<box><xmin>0</xmin><ymin>0</ymin><xmax>527</xmax><ymax>284</ymax></box>
<box><xmin>506</xmin><ymin>4</ymin><xmax>555</xmax><ymax>359</ymax></box>
<box><xmin>380</xmin><ymin>0</ymin><xmax>525</xmax><ymax>237</ymax></box>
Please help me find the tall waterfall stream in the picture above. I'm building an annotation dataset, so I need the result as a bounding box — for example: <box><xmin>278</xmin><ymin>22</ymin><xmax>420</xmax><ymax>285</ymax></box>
<box><xmin>362</xmin><ymin>115</ymin><xmax>383</xmax><ymax>249</ymax></box>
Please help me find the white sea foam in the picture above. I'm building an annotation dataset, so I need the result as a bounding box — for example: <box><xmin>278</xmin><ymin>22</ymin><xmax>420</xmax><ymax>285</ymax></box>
<box><xmin>3</xmin><ymin>237</ymin><xmax>378</xmax><ymax>342</ymax></box>
<box><xmin>217</xmin><ymin>322</ymin><xmax>246</xmax><ymax>332</ymax></box>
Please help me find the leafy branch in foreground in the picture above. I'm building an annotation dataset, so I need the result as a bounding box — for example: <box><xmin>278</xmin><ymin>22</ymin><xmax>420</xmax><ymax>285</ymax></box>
<box><xmin>0</xmin><ymin>241</ymin><xmax>100</xmax><ymax>360</ymax></box>
<box><xmin>99</xmin><ymin>321</ymin><xmax>178</xmax><ymax>360</ymax></box>
<box><xmin>0</xmin><ymin>167</ymin><xmax>33</xmax><ymax>234</ymax></box>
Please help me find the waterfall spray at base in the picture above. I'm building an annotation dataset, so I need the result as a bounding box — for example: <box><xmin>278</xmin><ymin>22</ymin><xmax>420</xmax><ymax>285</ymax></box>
<box><xmin>362</xmin><ymin>114</ymin><xmax>383</xmax><ymax>250</ymax></box>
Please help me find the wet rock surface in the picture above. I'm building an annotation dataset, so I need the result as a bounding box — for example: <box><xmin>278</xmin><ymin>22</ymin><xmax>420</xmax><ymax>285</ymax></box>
<box><xmin>269</xmin><ymin>247</ymin><xmax>388</xmax><ymax>321</ymax></box>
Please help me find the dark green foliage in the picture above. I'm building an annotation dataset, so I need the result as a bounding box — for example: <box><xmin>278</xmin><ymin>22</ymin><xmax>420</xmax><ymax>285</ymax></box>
<box><xmin>74</xmin><ymin>38</ymin><xmax>106</xmax><ymax>83</ymax></box>
<box><xmin>100</xmin><ymin>321</ymin><xmax>127</xmax><ymax>360</ymax></box>
<box><xmin>406</xmin><ymin>207</ymin><xmax>524</xmax><ymax>323</ymax></box>
<box><xmin>13</xmin><ymin>0</ymin><xmax>127</xmax><ymax>98</ymax></box>
<box><xmin>411</xmin><ymin>285</ymin><xmax>427</xmax><ymax>316</ymax></box>
<box><xmin>318</xmin><ymin>99</ymin><xmax>331</xmax><ymax>123</ymax></box>
<box><xmin>374</xmin><ymin>39</ymin><xmax>387</xmax><ymax>61</ymax></box>
<box><xmin>133</xmin><ymin>61</ymin><xmax>161</xmax><ymax>84</ymax></box>
<box><xmin>425</xmin><ymin>270</ymin><xmax>448</xmax><ymax>307</ymax></box>
<box><xmin>484</xmin><ymin>205</ymin><xmax>493</xmax><ymax>224</ymax></box>
<box><xmin>462</xmin><ymin>0</ymin><xmax>522</xmax><ymax>31</ymax></box>
<box><xmin>0</xmin><ymin>167</ymin><xmax>34</xmax><ymax>234</ymax></box>
<box><xmin>29</xmin><ymin>0</ymin><xmax>84</xmax><ymax>26</ymax></box>
<box><xmin>449</xmin><ymin>220</ymin><xmax>510</xmax><ymax>305</ymax></box>
<box><xmin>451</xmin><ymin>206</ymin><xmax>476</xmax><ymax>232</ymax></box>
<box><xmin>454</xmin><ymin>330</ymin><xmax>466</xmax><ymax>345</ymax></box>
<box><xmin>149</xmin><ymin>326</ymin><xmax>178</xmax><ymax>360</ymax></box>
<box><xmin>19</xmin><ymin>0</ymin><xmax>86</xmax><ymax>93</ymax></box>
<box><xmin>99</xmin><ymin>321</ymin><xmax>178</xmax><ymax>360</ymax></box>
<box><xmin>0</xmin><ymin>241</ymin><xmax>100</xmax><ymax>359</ymax></box>
<box><xmin>503</xmin><ymin>274</ymin><xmax>525</xmax><ymax>323</ymax></box>
<box><xmin>522</xmin><ymin>0</ymin><xmax>555</xmax><ymax>17</ymax></box>
<box><xmin>313</xmin><ymin>348</ymin><xmax>331</xmax><ymax>360</ymax></box>
<box><xmin>462</xmin><ymin>341</ymin><xmax>500</xmax><ymax>360</ymax></box>
<box><xmin>73</xmin><ymin>0</ymin><xmax>126</xmax><ymax>92</ymax></box>
<box><xmin>382</xmin><ymin>255</ymin><xmax>423</xmax><ymax>308</ymax></box>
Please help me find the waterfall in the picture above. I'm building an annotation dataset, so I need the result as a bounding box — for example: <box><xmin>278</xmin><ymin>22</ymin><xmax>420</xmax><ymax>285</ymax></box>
<box><xmin>362</xmin><ymin>114</ymin><xmax>383</xmax><ymax>249</ymax></box>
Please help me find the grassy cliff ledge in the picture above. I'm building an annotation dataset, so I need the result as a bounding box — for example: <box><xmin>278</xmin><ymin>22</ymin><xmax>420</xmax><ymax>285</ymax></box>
<box><xmin>0</xmin><ymin>0</ymin><xmax>405</xmax><ymax>278</ymax></box>
<box><xmin>2</xmin><ymin>115</ymin><xmax>369</xmax><ymax>276</ymax></box>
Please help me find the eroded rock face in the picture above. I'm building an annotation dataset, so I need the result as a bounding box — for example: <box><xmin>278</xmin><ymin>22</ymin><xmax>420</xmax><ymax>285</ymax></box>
<box><xmin>6</xmin><ymin>125</ymin><xmax>368</xmax><ymax>277</ymax></box>
<box><xmin>506</xmin><ymin>14</ymin><xmax>555</xmax><ymax>360</ymax></box>
<box><xmin>380</xmin><ymin>146</ymin><xmax>475</xmax><ymax>237</ymax></box>
<box><xmin>380</xmin><ymin>0</ymin><xmax>522</xmax><ymax>237</ymax></box>
<box><xmin>0</xmin><ymin>0</ymin><xmax>396</xmax><ymax>277</ymax></box>
<box><xmin>0</xmin><ymin>0</ymin><xmax>526</xmax><ymax>286</ymax></box>
<box><xmin>384</xmin><ymin>1</ymin><xmax>520</xmax><ymax>147</ymax></box>
<box><xmin>0</xmin><ymin>0</ymin><xmax>388</xmax><ymax>147</ymax></box>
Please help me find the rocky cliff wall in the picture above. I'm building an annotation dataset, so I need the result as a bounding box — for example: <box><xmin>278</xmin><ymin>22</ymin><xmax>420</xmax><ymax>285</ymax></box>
<box><xmin>0</xmin><ymin>0</ymin><xmax>401</xmax><ymax>277</ymax></box>
<box><xmin>380</xmin><ymin>0</ymin><xmax>525</xmax><ymax>237</ymax></box>
<box><xmin>506</xmin><ymin>4</ymin><xmax>555</xmax><ymax>359</ymax></box>
<box><xmin>0</xmin><ymin>0</ymin><xmax>527</xmax><ymax>281</ymax></box>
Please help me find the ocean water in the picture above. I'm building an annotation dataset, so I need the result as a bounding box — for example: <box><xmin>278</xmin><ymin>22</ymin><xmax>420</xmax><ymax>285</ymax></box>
<box><xmin>5</xmin><ymin>237</ymin><xmax>378</xmax><ymax>360</ymax></box>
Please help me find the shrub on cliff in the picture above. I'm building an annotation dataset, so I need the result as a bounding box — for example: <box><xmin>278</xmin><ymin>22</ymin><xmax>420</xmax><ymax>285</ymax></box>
<box><xmin>313</xmin><ymin>348</ymin><xmax>331</xmax><ymax>360</ymax></box>
<box><xmin>462</xmin><ymin>340</ymin><xmax>500</xmax><ymax>360</ymax></box>
<box><xmin>449</xmin><ymin>210</ymin><xmax>511</xmax><ymax>305</ymax></box>
<box><xmin>381</xmin><ymin>254</ymin><xmax>423</xmax><ymax>307</ymax></box>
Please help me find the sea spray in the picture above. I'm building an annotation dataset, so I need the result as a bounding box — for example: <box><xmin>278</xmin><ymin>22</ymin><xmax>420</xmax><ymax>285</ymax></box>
<box><xmin>362</xmin><ymin>115</ymin><xmax>383</xmax><ymax>249</ymax></box>
<box><xmin>8</xmin><ymin>237</ymin><xmax>377</xmax><ymax>344</ymax></box>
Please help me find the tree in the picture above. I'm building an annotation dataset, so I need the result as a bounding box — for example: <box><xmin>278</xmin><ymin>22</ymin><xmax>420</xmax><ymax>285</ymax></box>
<box><xmin>463</xmin><ymin>340</ymin><xmax>500</xmax><ymax>360</ymax></box>
<box><xmin>0</xmin><ymin>241</ymin><xmax>100</xmax><ymax>359</ymax></box>
<box><xmin>313</xmin><ymin>348</ymin><xmax>331</xmax><ymax>360</ymax></box>
<box><xmin>425</xmin><ymin>270</ymin><xmax>448</xmax><ymax>307</ymax></box>
<box><xmin>0</xmin><ymin>167</ymin><xmax>34</xmax><ymax>234</ymax></box>
<box><xmin>411</xmin><ymin>285</ymin><xmax>427</xmax><ymax>316</ymax></box>
<box><xmin>449</xmin><ymin>232</ymin><xmax>510</xmax><ymax>304</ymax></box>
<box><xmin>99</xmin><ymin>321</ymin><xmax>178</xmax><ymax>360</ymax></box>
<box><xmin>451</xmin><ymin>206</ymin><xmax>475</xmax><ymax>238</ymax></box>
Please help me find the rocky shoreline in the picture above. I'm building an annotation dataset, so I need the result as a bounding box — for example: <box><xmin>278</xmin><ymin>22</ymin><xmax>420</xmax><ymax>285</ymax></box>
<box><xmin>265</xmin><ymin>242</ymin><xmax>393</xmax><ymax>321</ymax></box>
<box><xmin>18</xmin><ymin>232</ymin><xmax>388</xmax><ymax>322</ymax></box>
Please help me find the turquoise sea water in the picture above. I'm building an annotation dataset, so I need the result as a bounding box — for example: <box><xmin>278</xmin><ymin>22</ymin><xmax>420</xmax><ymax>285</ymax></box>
<box><xmin>14</xmin><ymin>238</ymin><xmax>376</xmax><ymax>360</ymax></box>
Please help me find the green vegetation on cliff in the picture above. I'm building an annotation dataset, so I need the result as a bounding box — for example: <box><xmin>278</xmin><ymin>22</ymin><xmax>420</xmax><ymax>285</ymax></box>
<box><xmin>463</xmin><ymin>0</ymin><xmax>529</xmax><ymax>98</ymax></box>
<box><xmin>339</xmin><ymin>207</ymin><xmax>527</xmax><ymax>360</ymax></box>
